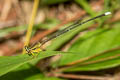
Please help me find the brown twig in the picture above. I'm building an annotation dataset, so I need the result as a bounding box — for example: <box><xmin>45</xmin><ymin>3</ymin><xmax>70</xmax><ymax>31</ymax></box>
<box><xmin>80</xmin><ymin>53</ymin><xmax>120</xmax><ymax>65</ymax></box>
<box><xmin>50</xmin><ymin>73</ymin><xmax>111</xmax><ymax>80</ymax></box>
<box><xmin>53</xmin><ymin>46</ymin><xmax>120</xmax><ymax>72</ymax></box>
<box><xmin>67</xmin><ymin>46</ymin><xmax>120</xmax><ymax>66</ymax></box>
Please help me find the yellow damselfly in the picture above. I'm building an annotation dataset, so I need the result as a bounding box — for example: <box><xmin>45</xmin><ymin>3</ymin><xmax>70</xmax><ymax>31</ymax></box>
<box><xmin>25</xmin><ymin>12</ymin><xmax>111</xmax><ymax>56</ymax></box>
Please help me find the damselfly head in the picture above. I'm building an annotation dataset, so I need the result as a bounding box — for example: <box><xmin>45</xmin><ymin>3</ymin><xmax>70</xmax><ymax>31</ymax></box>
<box><xmin>24</xmin><ymin>46</ymin><xmax>33</xmax><ymax>56</ymax></box>
<box><xmin>25</xmin><ymin>46</ymin><xmax>30</xmax><ymax>53</ymax></box>
<box><xmin>24</xmin><ymin>43</ymin><xmax>42</xmax><ymax>56</ymax></box>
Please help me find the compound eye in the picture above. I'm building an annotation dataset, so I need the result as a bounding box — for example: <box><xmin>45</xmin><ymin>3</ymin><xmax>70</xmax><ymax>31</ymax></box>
<box><xmin>24</xmin><ymin>46</ymin><xmax>30</xmax><ymax>52</ymax></box>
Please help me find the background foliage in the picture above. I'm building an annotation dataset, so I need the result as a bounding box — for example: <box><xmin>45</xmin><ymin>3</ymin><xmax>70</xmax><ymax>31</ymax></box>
<box><xmin>0</xmin><ymin>0</ymin><xmax>120</xmax><ymax>80</ymax></box>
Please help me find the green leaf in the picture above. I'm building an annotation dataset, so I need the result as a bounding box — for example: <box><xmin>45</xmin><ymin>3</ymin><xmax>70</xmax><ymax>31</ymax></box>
<box><xmin>1</xmin><ymin>63</ymin><xmax>65</xmax><ymax>80</ymax></box>
<box><xmin>64</xmin><ymin>47</ymin><xmax>120</xmax><ymax>71</ymax></box>
<box><xmin>0</xmin><ymin>63</ymin><xmax>39</xmax><ymax>80</ymax></box>
<box><xmin>0</xmin><ymin>51</ymin><xmax>74</xmax><ymax>76</ymax></box>
<box><xmin>0</xmin><ymin>25</ymin><xmax>26</xmax><ymax>38</ymax></box>
<box><xmin>54</xmin><ymin>23</ymin><xmax>120</xmax><ymax>71</ymax></box>
<box><xmin>75</xmin><ymin>0</ymin><xmax>97</xmax><ymax>17</ymax></box>
<box><xmin>70</xmin><ymin>23</ymin><xmax>120</xmax><ymax>59</ymax></box>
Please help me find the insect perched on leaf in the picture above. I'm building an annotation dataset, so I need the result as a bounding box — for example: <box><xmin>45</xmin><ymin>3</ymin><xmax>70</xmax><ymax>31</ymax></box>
<box><xmin>25</xmin><ymin>42</ymin><xmax>42</xmax><ymax>56</ymax></box>
<box><xmin>25</xmin><ymin>12</ymin><xmax>111</xmax><ymax>56</ymax></box>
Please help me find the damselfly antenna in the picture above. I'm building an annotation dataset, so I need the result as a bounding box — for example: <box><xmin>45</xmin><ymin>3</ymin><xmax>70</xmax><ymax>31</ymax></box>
<box><xmin>25</xmin><ymin>12</ymin><xmax>111</xmax><ymax>56</ymax></box>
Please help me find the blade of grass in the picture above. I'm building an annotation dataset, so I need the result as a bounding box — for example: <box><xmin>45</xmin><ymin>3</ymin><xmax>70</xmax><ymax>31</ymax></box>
<box><xmin>0</xmin><ymin>50</ymin><xmax>78</xmax><ymax>76</ymax></box>
<box><xmin>75</xmin><ymin>0</ymin><xmax>97</xmax><ymax>17</ymax></box>
<box><xmin>75</xmin><ymin>0</ymin><xmax>104</xmax><ymax>27</ymax></box>
<box><xmin>1</xmin><ymin>63</ymin><xmax>65</xmax><ymax>80</ymax></box>
<box><xmin>23</xmin><ymin>0</ymin><xmax>40</xmax><ymax>54</ymax></box>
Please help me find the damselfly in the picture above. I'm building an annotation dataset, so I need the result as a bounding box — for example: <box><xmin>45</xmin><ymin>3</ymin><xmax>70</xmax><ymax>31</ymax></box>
<box><xmin>25</xmin><ymin>12</ymin><xmax>111</xmax><ymax>56</ymax></box>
